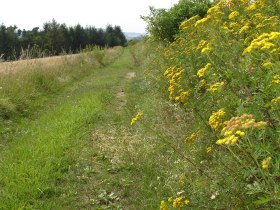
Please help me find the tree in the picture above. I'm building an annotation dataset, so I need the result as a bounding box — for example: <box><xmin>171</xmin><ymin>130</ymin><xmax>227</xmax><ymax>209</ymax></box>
<box><xmin>43</xmin><ymin>19</ymin><xmax>67</xmax><ymax>55</ymax></box>
<box><xmin>0</xmin><ymin>24</ymin><xmax>20</xmax><ymax>60</ymax></box>
<box><xmin>142</xmin><ymin>0</ymin><xmax>212</xmax><ymax>42</ymax></box>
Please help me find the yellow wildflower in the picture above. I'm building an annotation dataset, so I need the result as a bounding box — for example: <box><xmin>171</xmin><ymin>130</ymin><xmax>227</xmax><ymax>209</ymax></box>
<box><xmin>168</xmin><ymin>197</ymin><xmax>173</xmax><ymax>203</ymax></box>
<box><xmin>160</xmin><ymin>200</ymin><xmax>168</xmax><ymax>210</ymax></box>
<box><xmin>216</xmin><ymin>135</ymin><xmax>238</xmax><ymax>145</ymax></box>
<box><xmin>229</xmin><ymin>22</ymin><xmax>238</xmax><ymax>29</ymax></box>
<box><xmin>197</xmin><ymin>63</ymin><xmax>211</xmax><ymax>78</ymax></box>
<box><xmin>201</xmin><ymin>43</ymin><xmax>211</xmax><ymax>53</ymax></box>
<box><xmin>184</xmin><ymin>199</ymin><xmax>190</xmax><ymax>205</ymax></box>
<box><xmin>209</xmin><ymin>108</ymin><xmax>225</xmax><ymax>130</ymax></box>
<box><xmin>172</xmin><ymin>196</ymin><xmax>189</xmax><ymax>208</ymax></box>
<box><xmin>199</xmin><ymin>79</ymin><xmax>206</xmax><ymax>88</ymax></box>
<box><xmin>180</xmin><ymin>15</ymin><xmax>200</xmax><ymax>30</ymax></box>
<box><xmin>130</xmin><ymin>111</ymin><xmax>143</xmax><ymax>125</ymax></box>
<box><xmin>271</xmin><ymin>96</ymin><xmax>280</xmax><ymax>105</ymax></box>
<box><xmin>207</xmin><ymin>82</ymin><xmax>224</xmax><ymax>93</ymax></box>
<box><xmin>239</xmin><ymin>25</ymin><xmax>250</xmax><ymax>34</ymax></box>
<box><xmin>246</xmin><ymin>3</ymin><xmax>257</xmax><ymax>12</ymax></box>
<box><xmin>262</xmin><ymin>157</ymin><xmax>272</xmax><ymax>169</ymax></box>
<box><xmin>271</xmin><ymin>75</ymin><xmax>280</xmax><ymax>84</ymax></box>
<box><xmin>228</xmin><ymin>11</ymin><xmax>240</xmax><ymax>19</ymax></box>
<box><xmin>185</xmin><ymin>131</ymin><xmax>200</xmax><ymax>141</ymax></box>
<box><xmin>196</xmin><ymin>40</ymin><xmax>207</xmax><ymax>51</ymax></box>
<box><xmin>243</xmin><ymin>32</ymin><xmax>280</xmax><ymax>55</ymax></box>
<box><xmin>207</xmin><ymin>147</ymin><xmax>212</xmax><ymax>153</ymax></box>
<box><xmin>262</xmin><ymin>61</ymin><xmax>273</xmax><ymax>69</ymax></box>
<box><xmin>175</xmin><ymin>90</ymin><xmax>190</xmax><ymax>104</ymax></box>
<box><xmin>207</xmin><ymin>5</ymin><xmax>223</xmax><ymax>17</ymax></box>
<box><xmin>173</xmin><ymin>196</ymin><xmax>184</xmax><ymax>208</ymax></box>
<box><xmin>195</xmin><ymin>17</ymin><xmax>209</xmax><ymax>27</ymax></box>
<box><xmin>235</xmin><ymin>130</ymin><xmax>246</xmax><ymax>137</ymax></box>
<box><xmin>221</xmin><ymin>114</ymin><xmax>267</xmax><ymax>135</ymax></box>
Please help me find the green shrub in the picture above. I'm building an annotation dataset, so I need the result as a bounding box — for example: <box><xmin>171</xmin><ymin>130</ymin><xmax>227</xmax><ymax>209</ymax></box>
<box><xmin>142</xmin><ymin>0</ymin><xmax>212</xmax><ymax>42</ymax></box>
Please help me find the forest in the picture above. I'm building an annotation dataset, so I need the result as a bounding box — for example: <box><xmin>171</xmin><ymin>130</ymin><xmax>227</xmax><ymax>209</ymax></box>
<box><xmin>0</xmin><ymin>19</ymin><xmax>127</xmax><ymax>60</ymax></box>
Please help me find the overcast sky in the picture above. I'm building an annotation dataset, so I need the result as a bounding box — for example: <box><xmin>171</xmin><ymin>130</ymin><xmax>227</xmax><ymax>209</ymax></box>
<box><xmin>1</xmin><ymin>0</ymin><xmax>179</xmax><ymax>33</ymax></box>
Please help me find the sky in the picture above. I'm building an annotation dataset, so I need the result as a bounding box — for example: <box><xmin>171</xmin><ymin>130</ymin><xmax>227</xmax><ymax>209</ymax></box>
<box><xmin>1</xmin><ymin>0</ymin><xmax>179</xmax><ymax>33</ymax></box>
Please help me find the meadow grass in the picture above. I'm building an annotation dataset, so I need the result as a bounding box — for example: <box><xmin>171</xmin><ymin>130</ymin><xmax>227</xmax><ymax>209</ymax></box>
<box><xmin>2</xmin><ymin>32</ymin><xmax>275</xmax><ymax>209</ymax></box>
<box><xmin>0</xmin><ymin>41</ymin><xmax>191</xmax><ymax>209</ymax></box>
<box><xmin>0</xmin><ymin>47</ymin><xmax>128</xmax><ymax>209</ymax></box>
<box><xmin>68</xmin><ymin>42</ymin><xmax>195</xmax><ymax>209</ymax></box>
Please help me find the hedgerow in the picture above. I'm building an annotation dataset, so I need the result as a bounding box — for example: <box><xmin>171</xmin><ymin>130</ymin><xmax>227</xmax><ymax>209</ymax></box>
<box><xmin>144</xmin><ymin>0</ymin><xmax>280</xmax><ymax>208</ymax></box>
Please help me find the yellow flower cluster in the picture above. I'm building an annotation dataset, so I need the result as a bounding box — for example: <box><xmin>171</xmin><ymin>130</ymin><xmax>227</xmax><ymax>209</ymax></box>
<box><xmin>228</xmin><ymin>11</ymin><xmax>239</xmax><ymax>19</ymax></box>
<box><xmin>160</xmin><ymin>196</ymin><xmax>190</xmax><ymax>210</ymax></box>
<box><xmin>271</xmin><ymin>96</ymin><xmax>280</xmax><ymax>105</ymax></box>
<box><xmin>207</xmin><ymin>146</ymin><xmax>212</xmax><ymax>153</ymax></box>
<box><xmin>216</xmin><ymin>135</ymin><xmax>239</xmax><ymax>145</ymax></box>
<box><xmin>185</xmin><ymin>130</ymin><xmax>201</xmax><ymax>141</ymax></box>
<box><xmin>239</xmin><ymin>25</ymin><xmax>250</xmax><ymax>34</ymax></box>
<box><xmin>195</xmin><ymin>17</ymin><xmax>210</xmax><ymax>27</ymax></box>
<box><xmin>243</xmin><ymin>32</ymin><xmax>280</xmax><ymax>55</ymax></box>
<box><xmin>160</xmin><ymin>200</ymin><xmax>168</xmax><ymax>210</ymax></box>
<box><xmin>197</xmin><ymin>63</ymin><xmax>211</xmax><ymax>78</ymax></box>
<box><xmin>262</xmin><ymin>156</ymin><xmax>272</xmax><ymax>169</ymax></box>
<box><xmin>175</xmin><ymin>90</ymin><xmax>190</xmax><ymax>104</ymax></box>
<box><xmin>172</xmin><ymin>196</ymin><xmax>189</xmax><ymax>208</ymax></box>
<box><xmin>207</xmin><ymin>82</ymin><xmax>224</xmax><ymax>93</ymax></box>
<box><xmin>164</xmin><ymin>66</ymin><xmax>185</xmax><ymax>101</ymax></box>
<box><xmin>196</xmin><ymin>40</ymin><xmax>207</xmax><ymax>51</ymax></box>
<box><xmin>271</xmin><ymin>75</ymin><xmax>280</xmax><ymax>84</ymax></box>
<box><xmin>180</xmin><ymin>15</ymin><xmax>200</xmax><ymax>31</ymax></box>
<box><xmin>201</xmin><ymin>43</ymin><xmax>212</xmax><ymax>54</ymax></box>
<box><xmin>262</xmin><ymin>61</ymin><xmax>273</xmax><ymax>69</ymax></box>
<box><xmin>221</xmin><ymin>114</ymin><xmax>267</xmax><ymax>135</ymax></box>
<box><xmin>216</xmin><ymin>114</ymin><xmax>267</xmax><ymax>145</ymax></box>
<box><xmin>199</xmin><ymin>79</ymin><xmax>206</xmax><ymax>88</ymax></box>
<box><xmin>130</xmin><ymin>111</ymin><xmax>143</xmax><ymax>125</ymax></box>
<box><xmin>209</xmin><ymin>109</ymin><xmax>226</xmax><ymax>130</ymax></box>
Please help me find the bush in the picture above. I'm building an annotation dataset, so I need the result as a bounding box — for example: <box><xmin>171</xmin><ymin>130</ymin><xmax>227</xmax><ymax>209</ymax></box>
<box><xmin>142</xmin><ymin>0</ymin><xmax>212</xmax><ymax>42</ymax></box>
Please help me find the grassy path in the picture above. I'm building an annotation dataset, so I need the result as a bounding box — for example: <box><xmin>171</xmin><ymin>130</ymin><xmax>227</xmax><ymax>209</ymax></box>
<box><xmin>0</xmin><ymin>49</ymin><xmax>137</xmax><ymax>209</ymax></box>
<box><xmin>0</xmin><ymin>47</ymin><xmax>183</xmax><ymax>209</ymax></box>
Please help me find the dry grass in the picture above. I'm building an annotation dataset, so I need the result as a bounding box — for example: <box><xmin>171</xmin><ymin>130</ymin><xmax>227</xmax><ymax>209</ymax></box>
<box><xmin>0</xmin><ymin>46</ymin><xmax>124</xmax><ymax>74</ymax></box>
<box><xmin>0</xmin><ymin>54</ymin><xmax>81</xmax><ymax>74</ymax></box>
<box><xmin>92</xmin><ymin>126</ymin><xmax>156</xmax><ymax>165</ymax></box>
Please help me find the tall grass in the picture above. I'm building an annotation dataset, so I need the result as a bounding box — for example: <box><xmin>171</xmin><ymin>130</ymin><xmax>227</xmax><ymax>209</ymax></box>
<box><xmin>0</xmin><ymin>47</ymin><xmax>124</xmax><ymax>138</ymax></box>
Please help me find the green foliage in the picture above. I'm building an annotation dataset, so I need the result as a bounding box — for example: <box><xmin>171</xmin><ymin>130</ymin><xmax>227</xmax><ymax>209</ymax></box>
<box><xmin>144</xmin><ymin>0</ymin><xmax>280</xmax><ymax>209</ymax></box>
<box><xmin>142</xmin><ymin>0</ymin><xmax>212</xmax><ymax>42</ymax></box>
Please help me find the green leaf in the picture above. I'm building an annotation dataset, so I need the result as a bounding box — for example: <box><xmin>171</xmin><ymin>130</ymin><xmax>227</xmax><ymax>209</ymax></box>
<box><xmin>253</xmin><ymin>196</ymin><xmax>272</xmax><ymax>205</ymax></box>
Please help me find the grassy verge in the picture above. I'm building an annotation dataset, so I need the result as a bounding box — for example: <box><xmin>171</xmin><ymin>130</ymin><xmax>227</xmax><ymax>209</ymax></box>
<box><xmin>0</xmin><ymin>47</ymin><xmax>123</xmax><ymax>143</ymax></box>
<box><xmin>0</xmin><ymin>91</ymin><xmax>102</xmax><ymax>209</ymax></box>
<box><xmin>0</xmin><ymin>42</ymin><xmax>193</xmax><ymax>209</ymax></box>
<box><xmin>0</xmin><ymin>47</ymin><xmax>125</xmax><ymax>209</ymax></box>
<box><xmin>72</xmin><ymin>42</ymin><xmax>190</xmax><ymax>209</ymax></box>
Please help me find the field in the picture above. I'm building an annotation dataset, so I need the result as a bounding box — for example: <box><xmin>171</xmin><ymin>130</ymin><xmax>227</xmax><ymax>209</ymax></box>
<box><xmin>0</xmin><ymin>0</ymin><xmax>280</xmax><ymax>209</ymax></box>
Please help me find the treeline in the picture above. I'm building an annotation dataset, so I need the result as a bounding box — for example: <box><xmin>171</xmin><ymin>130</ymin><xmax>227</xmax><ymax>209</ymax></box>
<box><xmin>0</xmin><ymin>19</ymin><xmax>127</xmax><ymax>60</ymax></box>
